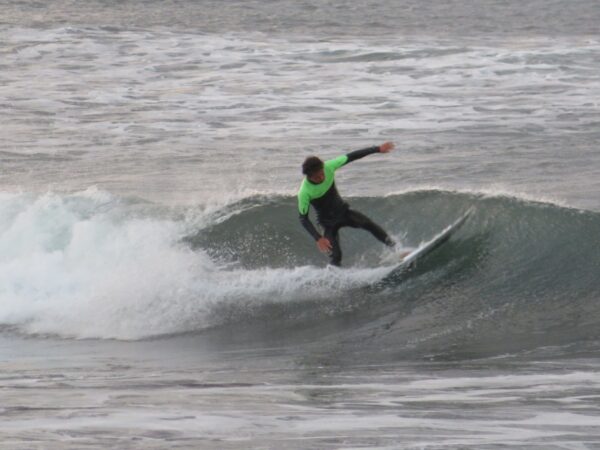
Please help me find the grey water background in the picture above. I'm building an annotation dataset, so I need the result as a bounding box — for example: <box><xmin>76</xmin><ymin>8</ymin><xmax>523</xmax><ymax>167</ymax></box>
<box><xmin>2</xmin><ymin>0</ymin><xmax>600</xmax><ymax>448</ymax></box>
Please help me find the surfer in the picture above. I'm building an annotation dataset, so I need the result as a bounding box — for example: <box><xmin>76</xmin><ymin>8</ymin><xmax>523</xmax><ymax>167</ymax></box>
<box><xmin>298</xmin><ymin>142</ymin><xmax>396</xmax><ymax>266</ymax></box>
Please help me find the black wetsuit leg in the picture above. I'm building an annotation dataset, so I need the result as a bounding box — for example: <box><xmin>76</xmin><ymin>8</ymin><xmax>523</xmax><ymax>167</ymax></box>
<box><xmin>346</xmin><ymin>209</ymin><xmax>395</xmax><ymax>246</ymax></box>
<box><xmin>322</xmin><ymin>210</ymin><xmax>393</xmax><ymax>267</ymax></box>
<box><xmin>323</xmin><ymin>224</ymin><xmax>342</xmax><ymax>266</ymax></box>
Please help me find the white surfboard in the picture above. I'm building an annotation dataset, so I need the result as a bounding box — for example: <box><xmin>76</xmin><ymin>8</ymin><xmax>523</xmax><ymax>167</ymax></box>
<box><xmin>380</xmin><ymin>207</ymin><xmax>474</xmax><ymax>280</ymax></box>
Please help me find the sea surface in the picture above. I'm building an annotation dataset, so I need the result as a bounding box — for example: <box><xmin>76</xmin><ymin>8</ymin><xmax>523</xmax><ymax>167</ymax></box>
<box><xmin>2</xmin><ymin>1</ymin><xmax>600</xmax><ymax>448</ymax></box>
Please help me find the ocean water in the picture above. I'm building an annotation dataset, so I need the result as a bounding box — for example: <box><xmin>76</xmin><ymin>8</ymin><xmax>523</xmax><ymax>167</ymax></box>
<box><xmin>2</xmin><ymin>1</ymin><xmax>600</xmax><ymax>448</ymax></box>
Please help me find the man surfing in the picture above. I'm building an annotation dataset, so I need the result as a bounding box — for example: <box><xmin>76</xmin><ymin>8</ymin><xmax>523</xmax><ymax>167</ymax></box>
<box><xmin>298</xmin><ymin>142</ymin><xmax>396</xmax><ymax>266</ymax></box>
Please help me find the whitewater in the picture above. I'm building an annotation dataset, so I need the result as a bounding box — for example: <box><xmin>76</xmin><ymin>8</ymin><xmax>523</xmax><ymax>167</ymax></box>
<box><xmin>2</xmin><ymin>0</ymin><xmax>600</xmax><ymax>448</ymax></box>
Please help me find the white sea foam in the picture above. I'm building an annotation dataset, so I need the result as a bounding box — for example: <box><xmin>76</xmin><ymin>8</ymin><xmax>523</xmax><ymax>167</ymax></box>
<box><xmin>0</xmin><ymin>189</ymin><xmax>389</xmax><ymax>339</ymax></box>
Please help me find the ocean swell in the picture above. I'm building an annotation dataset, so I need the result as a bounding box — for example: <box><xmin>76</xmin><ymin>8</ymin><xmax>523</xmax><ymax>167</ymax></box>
<box><xmin>1</xmin><ymin>188</ymin><xmax>599</xmax><ymax>360</ymax></box>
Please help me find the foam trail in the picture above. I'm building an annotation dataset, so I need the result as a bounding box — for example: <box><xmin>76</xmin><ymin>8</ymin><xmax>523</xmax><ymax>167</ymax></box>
<box><xmin>0</xmin><ymin>189</ymin><xmax>388</xmax><ymax>339</ymax></box>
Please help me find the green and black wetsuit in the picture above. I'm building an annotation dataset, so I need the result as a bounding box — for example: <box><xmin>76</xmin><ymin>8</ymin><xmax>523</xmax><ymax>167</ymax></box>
<box><xmin>298</xmin><ymin>146</ymin><xmax>394</xmax><ymax>266</ymax></box>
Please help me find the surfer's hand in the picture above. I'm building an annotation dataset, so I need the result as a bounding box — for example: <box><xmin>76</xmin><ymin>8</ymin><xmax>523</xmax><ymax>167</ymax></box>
<box><xmin>379</xmin><ymin>142</ymin><xmax>394</xmax><ymax>153</ymax></box>
<box><xmin>316</xmin><ymin>237</ymin><xmax>332</xmax><ymax>253</ymax></box>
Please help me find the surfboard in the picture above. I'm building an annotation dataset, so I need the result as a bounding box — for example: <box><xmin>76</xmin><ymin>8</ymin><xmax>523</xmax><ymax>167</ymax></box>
<box><xmin>380</xmin><ymin>207</ymin><xmax>474</xmax><ymax>281</ymax></box>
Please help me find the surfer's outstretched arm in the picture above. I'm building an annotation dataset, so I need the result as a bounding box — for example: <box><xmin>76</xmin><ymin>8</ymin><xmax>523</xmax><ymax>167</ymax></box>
<box><xmin>345</xmin><ymin>141</ymin><xmax>394</xmax><ymax>163</ymax></box>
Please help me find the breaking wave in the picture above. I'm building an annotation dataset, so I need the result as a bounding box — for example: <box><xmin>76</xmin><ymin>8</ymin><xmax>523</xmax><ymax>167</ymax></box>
<box><xmin>1</xmin><ymin>188</ymin><xmax>599</xmax><ymax>360</ymax></box>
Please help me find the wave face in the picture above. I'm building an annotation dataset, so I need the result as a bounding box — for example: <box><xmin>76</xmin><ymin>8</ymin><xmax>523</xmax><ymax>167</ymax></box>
<box><xmin>1</xmin><ymin>188</ymin><xmax>599</xmax><ymax>360</ymax></box>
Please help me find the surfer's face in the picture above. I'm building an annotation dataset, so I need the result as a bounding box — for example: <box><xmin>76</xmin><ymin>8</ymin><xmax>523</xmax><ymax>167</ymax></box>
<box><xmin>308</xmin><ymin>169</ymin><xmax>325</xmax><ymax>184</ymax></box>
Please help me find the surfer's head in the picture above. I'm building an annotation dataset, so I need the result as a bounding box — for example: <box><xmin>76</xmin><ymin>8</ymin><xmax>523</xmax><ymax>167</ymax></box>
<box><xmin>302</xmin><ymin>156</ymin><xmax>325</xmax><ymax>183</ymax></box>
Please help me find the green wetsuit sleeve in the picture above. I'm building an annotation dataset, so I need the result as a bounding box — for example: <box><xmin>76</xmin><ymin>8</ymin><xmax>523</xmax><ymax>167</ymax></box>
<box><xmin>326</xmin><ymin>155</ymin><xmax>349</xmax><ymax>171</ymax></box>
<box><xmin>298</xmin><ymin>189</ymin><xmax>310</xmax><ymax>215</ymax></box>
